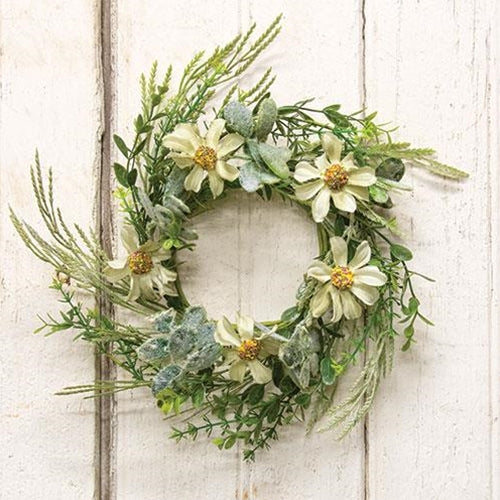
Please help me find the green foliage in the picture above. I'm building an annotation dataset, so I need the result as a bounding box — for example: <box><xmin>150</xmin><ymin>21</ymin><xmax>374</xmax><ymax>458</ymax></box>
<box><xmin>12</xmin><ymin>16</ymin><xmax>467</xmax><ymax>461</ymax></box>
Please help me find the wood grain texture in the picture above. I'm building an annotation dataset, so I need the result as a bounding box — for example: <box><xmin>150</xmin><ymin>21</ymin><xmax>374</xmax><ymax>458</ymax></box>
<box><xmin>1</xmin><ymin>1</ymin><xmax>499</xmax><ymax>499</ymax></box>
<box><xmin>112</xmin><ymin>2</ymin><xmax>242</xmax><ymax>499</ymax></box>
<box><xmin>363</xmin><ymin>1</ymin><xmax>499</xmax><ymax>499</ymax></box>
<box><xmin>238</xmin><ymin>3</ymin><xmax>365</xmax><ymax>499</ymax></box>
<box><xmin>0</xmin><ymin>1</ymin><xmax>100</xmax><ymax>498</ymax></box>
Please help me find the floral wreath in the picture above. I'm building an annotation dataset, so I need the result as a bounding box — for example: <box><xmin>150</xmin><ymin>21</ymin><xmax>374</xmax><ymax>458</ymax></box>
<box><xmin>12</xmin><ymin>17</ymin><xmax>467</xmax><ymax>461</ymax></box>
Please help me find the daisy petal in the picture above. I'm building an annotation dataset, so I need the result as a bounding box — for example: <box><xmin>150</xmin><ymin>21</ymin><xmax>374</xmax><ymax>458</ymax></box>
<box><xmin>127</xmin><ymin>276</ymin><xmax>141</xmax><ymax>301</ymax></box>
<box><xmin>164</xmin><ymin>123</ymin><xmax>201</xmax><ymax>155</ymax></box>
<box><xmin>349</xmin><ymin>241</ymin><xmax>371</xmax><ymax>269</ymax></box>
<box><xmin>354</xmin><ymin>266</ymin><xmax>387</xmax><ymax>286</ymax></box>
<box><xmin>329</xmin><ymin>236</ymin><xmax>348</xmax><ymax>267</ymax></box>
<box><xmin>331</xmin><ymin>190</ymin><xmax>356</xmax><ymax>213</ymax></box>
<box><xmin>237</xmin><ymin>314</ymin><xmax>254</xmax><ymax>340</ymax></box>
<box><xmin>169</xmin><ymin>152</ymin><xmax>194</xmax><ymax>168</ymax></box>
<box><xmin>206</xmin><ymin>118</ymin><xmax>225</xmax><ymax>149</ymax></box>
<box><xmin>104</xmin><ymin>266</ymin><xmax>129</xmax><ymax>282</ymax></box>
<box><xmin>312</xmin><ymin>186</ymin><xmax>331</xmax><ymax>222</ymax></box>
<box><xmin>314</xmin><ymin>153</ymin><xmax>329</xmax><ymax>170</ymax></box>
<box><xmin>307</xmin><ymin>260</ymin><xmax>332</xmax><ymax>283</ymax></box>
<box><xmin>350</xmin><ymin>283</ymin><xmax>380</xmax><ymax>305</ymax></box>
<box><xmin>106</xmin><ymin>258</ymin><xmax>127</xmax><ymax>270</ymax></box>
<box><xmin>321</xmin><ymin>132</ymin><xmax>343</xmax><ymax>163</ymax></box>
<box><xmin>215</xmin><ymin>160</ymin><xmax>239</xmax><ymax>181</ymax></box>
<box><xmin>248</xmin><ymin>360</ymin><xmax>272</xmax><ymax>384</ymax></box>
<box><xmin>340</xmin><ymin>152</ymin><xmax>357</xmax><ymax>170</ymax></box>
<box><xmin>215</xmin><ymin>318</ymin><xmax>241</xmax><ymax>347</ymax></box>
<box><xmin>229</xmin><ymin>360</ymin><xmax>247</xmax><ymax>382</ymax></box>
<box><xmin>208</xmin><ymin>171</ymin><xmax>224</xmax><ymax>198</ymax></box>
<box><xmin>216</xmin><ymin>133</ymin><xmax>244</xmax><ymax>158</ymax></box>
<box><xmin>340</xmin><ymin>291</ymin><xmax>362</xmax><ymax>320</ymax></box>
<box><xmin>310</xmin><ymin>283</ymin><xmax>332</xmax><ymax>318</ymax></box>
<box><xmin>295</xmin><ymin>179</ymin><xmax>323</xmax><ymax>201</ymax></box>
<box><xmin>184</xmin><ymin>166</ymin><xmax>207</xmax><ymax>192</ymax></box>
<box><xmin>330</xmin><ymin>288</ymin><xmax>343</xmax><ymax>323</ymax></box>
<box><xmin>343</xmin><ymin>184</ymin><xmax>369</xmax><ymax>201</ymax></box>
<box><xmin>121</xmin><ymin>224</ymin><xmax>139</xmax><ymax>253</ymax></box>
<box><xmin>294</xmin><ymin>161</ymin><xmax>321</xmax><ymax>182</ymax></box>
<box><xmin>348</xmin><ymin>167</ymin><xmax>377</xmax><ymax>187</ymax></box>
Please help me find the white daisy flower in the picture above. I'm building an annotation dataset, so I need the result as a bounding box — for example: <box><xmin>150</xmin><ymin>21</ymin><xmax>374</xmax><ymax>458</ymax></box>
<box><xmin>164</xmin><ymin>118</ymin><xmax>244</xmax><ymax>198</ymax></box>
<box><xmin>104</xmin><ymin>225</ymin><xmax>177</xmax><ymax>301</ymax></box>
<box><xmin>307</xmin><ymin>236</ymin><xmax>387</xmax><ymax>321</ymax></box>
<box><xmin>294</xmin><ymin>132</ymin><xmax>376</xmax><ymax>222</ymax></box>
<box><xmin>214</xmin><ymin>314</ymin><xmax>279</xmax><ymax>384</ymax></box>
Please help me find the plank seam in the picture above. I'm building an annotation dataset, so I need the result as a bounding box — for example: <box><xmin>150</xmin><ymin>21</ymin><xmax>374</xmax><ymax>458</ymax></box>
<box><xmin>95</xmin><ymin>1</ymin><xmax>117</xmax><ymax>499</ymax></box>
<box><xmin>359</xmin><ymin>1</ymin><xmax>369</xmax><ymax>500</ymax></box>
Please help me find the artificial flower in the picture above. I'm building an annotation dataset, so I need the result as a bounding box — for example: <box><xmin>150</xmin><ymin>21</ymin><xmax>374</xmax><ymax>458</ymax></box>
<box><xmin>164</xmin><ymin>118</ymin><xmax>244</xmax><ymax>198</ymax></box>
<box><xmin>104</xmin><ymin>225</ymin><xmax>177</xmax><ymax>301</ymax></box>
<box><xmin>294</xmin><ymin>132</ymin><xmax>376</xmax><ymax>222</ymax></box>
<box><xmin>307</xmin><ymin>236</ymin><xmax>387</xmax><ymax>321</ymax></box>
<box><xmin>214</xmin><ymin>314</ymin><xmax>279</xmax><ymax>384</ymax></box>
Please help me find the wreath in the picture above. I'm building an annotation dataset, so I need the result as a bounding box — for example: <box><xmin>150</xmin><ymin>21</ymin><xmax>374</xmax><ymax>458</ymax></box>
<box><xmin>12</xmin><ymin>17</ymin><xmax>467</xmax><ymax>461</ymax></box>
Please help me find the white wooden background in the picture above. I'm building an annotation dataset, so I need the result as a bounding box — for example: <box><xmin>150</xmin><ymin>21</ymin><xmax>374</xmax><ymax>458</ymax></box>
<box><xmin>1</xmin><ymin>1</ymin><xmax>499</xmax><ymax>499</ymax></box>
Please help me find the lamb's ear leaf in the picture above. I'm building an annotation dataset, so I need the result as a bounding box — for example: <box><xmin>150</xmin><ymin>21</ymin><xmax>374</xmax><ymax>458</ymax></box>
<box><xmin>258</xmin><ymin>143</ymin><xmax>291</xmax><ymax>179</ymax></box>
<box><xmin>152</xmin><ymin>365</ymin><xmax>182</xmax><ymax>395</ymax></box>
<box><xmin>137</xmin><ymin>335</ymin><xmax>171</xmax><ymax>362</ymax></box>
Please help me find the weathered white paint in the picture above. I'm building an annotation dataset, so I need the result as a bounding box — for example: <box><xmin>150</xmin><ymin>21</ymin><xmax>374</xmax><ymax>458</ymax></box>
<box><xmin>0</xmin><ymin>1</ymin><xmax>100</xmax><ymax>499</ymax></box>
<box><xmin>364</xmin><ymin>1</ymin><xmax>499</xmax><ymax>499</ymax></box>
<box><xmin>1</xmin><ymin>1</ymin><xmax>499</xmax><ymax>499</ymax></box>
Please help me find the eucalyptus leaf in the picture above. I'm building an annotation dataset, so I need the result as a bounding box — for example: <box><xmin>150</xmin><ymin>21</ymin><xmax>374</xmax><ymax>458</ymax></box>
<box><xmin>377</xmin><ymin>158</ymin><xmax>405</xmax><ymax>182</ymax></box>
<box><xmin>369</xmin><ymin>184</ymin><xmax>389</xmax><ymax>204</ymax></box>
<box><xmin>390</xmin><ymin>244</ymin><xmax>413</xmax><ymax>261</ymax></box>
<box><xmin>255</xmin><ymin>98</ymin><xmax>277</xmax><ymax>141</ymax></box>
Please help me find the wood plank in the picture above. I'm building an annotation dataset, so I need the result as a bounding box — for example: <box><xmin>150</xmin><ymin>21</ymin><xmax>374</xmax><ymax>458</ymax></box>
<box><xmin>363</xmin><ymin>1</ymin><xmax>498</xmax><ymax>498</ymax></box>
<box><xmin>0</xmin><ymin>1</ymin><xmax>100</xmax><ymax>497</ymax></box>
<box><xmin>238</xmin><ymin>2</ymin><xmax>365</xmax><ymax>499</ymax></box>
<box><xmin>112</xmin><ymin>2</ymin><xmax>242</xmax><ymax>498</ymax></box>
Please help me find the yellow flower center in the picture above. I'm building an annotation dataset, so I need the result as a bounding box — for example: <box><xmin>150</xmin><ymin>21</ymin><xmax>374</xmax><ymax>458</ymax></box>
<box><xmin>238</xmin><ymin>339</ymin><xmax>261</xmax><ymax>361</ymax></box>
<box><xmin>323</xmin><ymin>164</ymin><xmax>349</xmax><ymax>190</ymax></box>
<box><xmin>193</xmin><ymin>145</ymin><xmax>217</xmax><ymax>170</ymax></box>
<box><xmin>128</xmin><ymin>250</ymin><xmax>154</xmax><ymax>275</ymax></box>
<box><xmin>330</xmin><ymin>266</ymin><xmax>354</xmax><ymax>290</ymax></box>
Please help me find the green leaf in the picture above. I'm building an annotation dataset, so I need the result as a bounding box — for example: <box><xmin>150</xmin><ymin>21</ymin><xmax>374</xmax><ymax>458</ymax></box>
<box><xmin>246</xmin><ymin>384</ymin><xmax>265</xmax><ymax>405</ymax></box>
<box><xmin>377</xmin><ymin>158</ymin><xmax>405</xmax><ymax>182</ymax></box>
<box><xmin>280</xmin><ymin>306</ymin><xmax>299</xmax><ymax>323</ymax></box>
<box><xmin>369</xmin><ymin>184</ymin><xmax>389</xmax><ymax>204</ymax></box>
<box><xmin>408</xmin><ymin>297</ymin><xmax>420</xmax><ymax>314</ymax></box>
<box><xmin>258</xmin><ymin>143</ymin><xmax>291</xmax><ymax>179</ymax></box>
<box><xmin>223</xmin><ymin>101</ymin><xmax>254</xmax><ymax>137</ymax></box>
<box><xmin>113</xmin><ymin>134</ymin><xmax>129</xmax><ymax>158</ymax></box>
<box><xmin>320</xmin><ymin>357</ymin><xmax>336</xmax><ymax>385</ymax></box>
<box><xmin>132</xmin><ymin>138</ymin><xmax>147</xmax><ymax>157</ymax></box>
<box><xmin>224</xmin><ymin>435</ymin><xmax>236</xmax><ymax>449</ymax></box>
<box><xmin>294</xmin><ymin>393</ymin><xmax>311</xmax><ymax>407</ymax></box>
<box><xmin>322</xmin><ymin>105</ymin><xmax>350</xmax><ymax>128</ymax></box>
<box><xmin>191</xmin><ymin>386</ymin><xmax>205</xmax><ymax>407</ymax></box>
<box><xmin>211</xmin><ymin>437</ymin><xmax>225</xmax><ymax>449</ymax></box>
<box><xmin>127</xmin><ymin>168</ymin><xmax>138</xmax><ymax>187</ymax></box>
<box><xmin>113</xmin><ymin>163</ymin><xmax>129</xmax><ymax>187</ymax></box>
<box><xmin>390</xmin><ymin>244</ymin><xmax>413</xmax><ymax>261</ymax></box>
<box><xmin>255</xmin><ymin>98</ymin><xmax>277</xmax><ymax>141</ymax></box>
